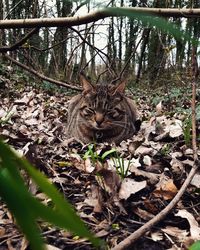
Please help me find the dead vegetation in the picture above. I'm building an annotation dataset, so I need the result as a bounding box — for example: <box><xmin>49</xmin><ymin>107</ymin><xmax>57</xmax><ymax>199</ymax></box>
<box><xmin>0</xmin><ymin>72</ymin><xmax>200</xmax><ymax>250</ymax></box>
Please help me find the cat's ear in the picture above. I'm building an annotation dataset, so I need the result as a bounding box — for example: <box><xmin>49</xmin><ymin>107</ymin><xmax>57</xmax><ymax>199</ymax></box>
<box><xmin>80</xmin><ymin>74</ymin><xmax>95</xmax><ymax>93</ymax></box>
<box><xmin>112</xmin><ymin>81</ymin><xmax>126</xmax><ymax>95</ymax></box>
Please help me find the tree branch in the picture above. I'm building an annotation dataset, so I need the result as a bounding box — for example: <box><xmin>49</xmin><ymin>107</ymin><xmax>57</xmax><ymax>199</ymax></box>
<box><xmin>4</xmin><ymin>54</ymin><xmax>81</xmax><ymax>91</ymax></box>
<box><xmin>0</xmin><ymin>7</ymin><xmax>200</xmax><ymax>29</ymax></box>
<box><xmin>0</xmin><ymin>28</ymin><xmax>39</xmax><ymax>52</ymax></box>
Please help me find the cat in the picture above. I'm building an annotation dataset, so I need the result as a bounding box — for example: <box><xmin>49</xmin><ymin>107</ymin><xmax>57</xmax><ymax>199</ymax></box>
<box><xmin>66</xmin><ymin>75</ymin><xmax>140</xmax><ymax>144</ymax></box>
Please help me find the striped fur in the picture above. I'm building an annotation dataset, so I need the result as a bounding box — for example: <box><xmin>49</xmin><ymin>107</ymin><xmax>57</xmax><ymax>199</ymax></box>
<box><xmin>66</xmin><ymin>76</ymin><xmax>139</xmax><ymax>144</ymax></box>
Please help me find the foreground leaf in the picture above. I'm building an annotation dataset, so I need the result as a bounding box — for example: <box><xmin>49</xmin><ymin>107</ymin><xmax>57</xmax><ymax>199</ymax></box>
<box><xmin>0</xmin><ymin>140</ymin><xmax>102</xmax><ymax>249</ymax></box>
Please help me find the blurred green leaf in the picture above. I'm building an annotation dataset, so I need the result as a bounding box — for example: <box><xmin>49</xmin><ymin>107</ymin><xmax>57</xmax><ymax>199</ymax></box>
<box><xmin>0</xmin><ymin>164</ymin><xmax>44</xmax><ymax>250</ymax></box>
<box><xmin>189</xmin><ymin>241</ymin><xmax>200</xmax><ymax>250</ymax></box>
<box><xmin>105</xmin><ymin>7</ymin><xmax>198</xmax><ymax>45</ymax></box>
<box><xmin>101</xmin><ymin>148</ymin><xmax>116</xmax><ymax>160</ymax></box>
<box><xmin>0</xmin><ymin>140</ymin><xmax>102</xmax><ymax>249</ymax></box>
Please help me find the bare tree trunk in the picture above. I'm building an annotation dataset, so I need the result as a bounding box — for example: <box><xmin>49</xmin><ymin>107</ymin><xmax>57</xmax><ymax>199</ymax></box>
<box><xmin>0</xmin><ymin>0</ymin><xmax>4</xmax><ymax>47</ymax></box>
<box><xmin>136</xmin><ymin>28</ymin><xmax>150</xmax><ymax>84</ymax></box>
<box><xmin>88</xmin><ymin>25</ymin><xmax>96</xmax><ymax>78</ymax></box>
<box><xmin>118</xmin><ymin>0</ymin><xmax>124</xmax><ymax>72</ymax></box>
<box><xmin>124</xmin><ymin>0</ymin><xmax>138</xmax><ymax>75</ymax></box>
<box><xmin>48</xmin><ymin>0</ymin><xmax>72</xmax><ymax>78</ymax></box>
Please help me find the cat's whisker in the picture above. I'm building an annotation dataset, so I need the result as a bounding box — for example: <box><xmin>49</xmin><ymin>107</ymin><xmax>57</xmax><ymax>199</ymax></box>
<box><xmin>107</xmin><ymin>121</ymin><xmax>128</xmax><ymax>127</ymax></box>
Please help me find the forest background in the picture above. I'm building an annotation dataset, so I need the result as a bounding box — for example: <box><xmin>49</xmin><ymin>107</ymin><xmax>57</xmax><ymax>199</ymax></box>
<box><xmin>1</xmin><ymin>0</ymin><xmax>200</xmax><ymax>88</ymax></box>
<box><xmin>1</xmin><ymin>1</ymin><xmax>200</xmax><ymax>249</ymax></box>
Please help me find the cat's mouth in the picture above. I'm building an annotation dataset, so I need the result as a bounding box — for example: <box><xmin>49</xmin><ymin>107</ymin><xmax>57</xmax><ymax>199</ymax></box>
<box><xmin>95</xmin><ymin>131</ymin><xmax>103</xmax><ymax>140</ymax></box>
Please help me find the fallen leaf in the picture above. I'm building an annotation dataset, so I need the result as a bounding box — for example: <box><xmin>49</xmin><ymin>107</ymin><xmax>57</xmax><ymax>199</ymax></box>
<box><xmin>0</xmin><ymin>226</ymin><xmax>5</xmax><ymax>237</ymax></box>
<box><xmin>175</xmin><ymin>209</ymin><xmax>200</xmax><ymax>240</ymax></box>
<box><xmin>96</xmin><ymin>169</ymin><xmax>121</xmax><ymax>194</ymax></box>
<box><xmin>119</xmin><ymin>178</ymin><xmax>147</xmax><ymax>200</ymax></box>
<box><xmin>84</xmin><ymin>184</ymin><xmax>103</xmax><ymax>213</ymax></box>
<box><xmin>168</xmin><ymin>120</ymin><xmax>183</xmax><ymax>138</ymax></box>
<box><xmin>170</xmin><ymin>158</ymin><xmax>184</xmax><ymax>175</ymax></box>
<box><xmin>84</xmin><ymin>158</ymin><xmax>95</xmax><ymax>173</ymax></box>
<box><xmin>45</xmin><ymin>244</ymin><xmax>61</xmax><ymax>250</ymax></box>
<box><xmin>191</xmin><ymin>172</ymin><xmax>200</xmax><ymax>188</ymax></box>
<box><xmin>133</xmin><ymin>207</ymin><xmax>154</xmax><ymax>220</ymax></box>
<box><xmin>156</xmin><ymin>101</ymin><xmax>163</xmax><ymax>115</ymax></box>
<box><xmin>162</xmin><ymin>226</ymin><xmax>188</xmax><ymax>241</ymax></box>
<box><xmin>153</xmin><ymin>174</ymin><xmax>178</xmax><ymax>200</ymax></box>
<box><xmin>151</xmin><ymin>231</ymin><xmax>163</xmax><ymax>241</ymax></box>
<box><xmin>143</xmin><ymin>155</ymin><xmax>152</xmax><ymax>166</ymax></box>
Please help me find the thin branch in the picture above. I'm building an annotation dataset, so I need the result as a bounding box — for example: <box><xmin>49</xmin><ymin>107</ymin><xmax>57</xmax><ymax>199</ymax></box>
<box><xmin>0</xmin><ymin>28</ymin><xmax>39</xmax><ymax>52</ymax></box>
<box><xmin>110</xmin><ymin>35</ymin><xmax>143</xmax><ymax>84</ymax></box>
<box><xmin>4</xmin><ymin>0</ymin><xmax>24</xmax><ymax>19</ymax></box>
<box><xmin>4</xmin><ymin>54</ymin><xmax>81</xmax><ymax>91</ymax></box>
<box><xmin>70</xmin><ymin>26</ymin><xmax>109</xmax><ymax>64</ymax></box>
<box><xmin>0</xmin><ymin>7</ymin><xmax>200</xmax><ymax>29</ymax></box>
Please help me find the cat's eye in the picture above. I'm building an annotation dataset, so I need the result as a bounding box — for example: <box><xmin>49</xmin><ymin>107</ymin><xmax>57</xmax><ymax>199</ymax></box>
<box><xmin>107</xmin><ymin>109</ymin><xmax>123</xmax><ymax>119</ymax></box>
<box><xmin>81</xmin><ymin>107</ymin><xmax>94</xmax><ymax>117</ymax></box>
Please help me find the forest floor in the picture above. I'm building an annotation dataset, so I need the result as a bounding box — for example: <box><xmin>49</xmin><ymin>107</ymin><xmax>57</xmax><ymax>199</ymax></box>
<box><xmin>0</xmin><ymin>71</ymin><xmax>200</xmax><ymax>250</ymax></box>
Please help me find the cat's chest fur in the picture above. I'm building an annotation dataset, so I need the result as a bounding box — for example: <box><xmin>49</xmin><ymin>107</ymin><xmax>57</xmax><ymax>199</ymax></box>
<box><xmin>66</xmin><ymin>76</ymin><xmax>140</xmax><ymax>144</ymax></box>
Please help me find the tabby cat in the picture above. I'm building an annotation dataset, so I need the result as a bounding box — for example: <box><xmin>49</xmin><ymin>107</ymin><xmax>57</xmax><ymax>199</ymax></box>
<box><xmin>66</xmin><ymin>75</ymin><xmax>140</xmax><ymax>144</ymax></box>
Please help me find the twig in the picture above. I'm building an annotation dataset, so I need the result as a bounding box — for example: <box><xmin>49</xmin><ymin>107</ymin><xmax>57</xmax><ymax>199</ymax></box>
<box><xmin>4</xmin><ymin>0</ymin><xmax>24</xmax><ymax>19</ymax></box>
<box><xmin>4</xmin><ymin>54</ymin><xmax>81</xmax><ymax>91</ymax></box>
<box><xmin>0</xmin><ymin>28</ymin><xmax>39</xmax><ymax>52</ymax></box>
<box><xmin>112</xmin><ymin>45</ymin><xmax>199</xmax><ymax>250</ymax></box>
<box><xmin>70</xmin><ymin>26</ymin><xmax>113</xmax><ymax>72</ymax></box>
<box><xmin>110</xmin><ymin>35</ymin><xmax>143</xmax><ymax>84</ymax></box>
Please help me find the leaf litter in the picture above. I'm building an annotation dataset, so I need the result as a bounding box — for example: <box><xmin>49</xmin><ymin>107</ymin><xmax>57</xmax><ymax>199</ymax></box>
<box><xmin>0</xmin><ymin>79</ymin><xmax>200</xmax><ymax>250</ymax></box>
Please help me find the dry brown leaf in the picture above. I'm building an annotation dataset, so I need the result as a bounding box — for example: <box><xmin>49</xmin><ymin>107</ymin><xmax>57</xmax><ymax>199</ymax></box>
<box><xmin>45</xmin><ymin>244</ymin><xmax>61</xmax><ymax>250</ymax></box>
<box><xmin>156</xmin><ymin>101</ymin><xmax>163</xmax><ymax>115</ymax></box>
<box><xmin>168</xmin><ymin>120</ymin><xmax>183</xmax><ymax>138</ymax></box>
<box><xmin>133</xmin><ymin>207</ymin><xmax>154</xmax><ymax>220</ymax></box>
<box><xmin>20</xmin><ymin>237</ymin><xmax>29</xmax><ymax>250</ymax></box>
<box><xmin>182</xmin><ymin>159</ymin><xmax>194</xmax><ymax>167</ymax></box>
<box><xmin>95</xmin><ymin>229</ymin><xmax>109</xmax><ymax>237</ymax></box>
<box><xmin>0</xmin><ymin>226</ymin><xmax>6</xmax><ymax>237</ymax></box>
<box><xmin>153</xmin><ymin>174</ymin><xmax>178</xmax><ymax>200</ymax></box>
<box><xmin>119</xmin><ymin>178</ymin><xmax>147</xmax><ymax>200</ymax></box>
<box><xmin>175</xmin><ymin>209</ymin><xmax>200</xmax><ymax>240</ymax></box>
<box><xmin>96</xmin><ymin>168</ymin><xmax>121</xmax><ymax>194</ymax></box>
<box><xmin>14</xmin><ymin>91</ymin><xmax>35</xmax><ymax>105</ymax></box>
<box><xmin>84</xmin><ymin>184</ymin><xmax>103</xmax><ymax>213</ymax></box>
<box><xmin>161</xmin><ymin>226</ymin><xmax>188</xmax><ymax>241</ymax></box>
<box><xmin>191</xmin><ymin>172</ymin><xmax>200</xmax><ymax>188</ymax></box>
<box><xmin>170</xmin><ymin>158</ymin><xmax>184</xmax><ymax>175</ymax></box>
<box><xmin>143</xmin><ymin>155</ymin><xmax>152</xmax><ymax>166</ymax></box>
<box><xmin>151</xmin><ymin>231</ymin><xmax>163</xmax><ymax>241</ymax></box>
<box><xmin>129</xmin><ymin>166</ymin><xmax>160</xmax><ymax>185</ymax></box>
<box><xmin>143</xmin><ymin>199</ymin><xmax>161</xmax><ymax>214</ymax></box>
<box><xmin>84</xmin><ymin>158</ymin><xmax>95</xmax><ymax>173</ymax></box>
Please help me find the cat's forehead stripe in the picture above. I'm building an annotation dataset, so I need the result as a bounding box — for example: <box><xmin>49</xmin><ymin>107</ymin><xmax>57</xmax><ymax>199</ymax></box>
<box><xmin>94</xmin><ymin>85</ymin><xmax>109</xmax><ymax>108</ymax></box>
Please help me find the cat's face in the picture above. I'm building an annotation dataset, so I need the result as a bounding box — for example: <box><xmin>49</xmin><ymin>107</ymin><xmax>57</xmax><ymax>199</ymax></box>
<box><xmin>79</xmin><ymin>75</ymin><xmax>126</xmax><ymax>131</ymax></box>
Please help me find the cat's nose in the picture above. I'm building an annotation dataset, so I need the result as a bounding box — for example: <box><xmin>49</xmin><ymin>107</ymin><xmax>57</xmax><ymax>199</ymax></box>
<box><xmin>95</xmin><ymin>113</ymin><xmax>104</xmax><ymax>126</ymax></box>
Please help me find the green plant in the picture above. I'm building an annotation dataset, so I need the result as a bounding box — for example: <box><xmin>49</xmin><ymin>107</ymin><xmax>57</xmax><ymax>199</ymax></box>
<box><xmin>0</xmin><ymin>109</ymin><xmax>14</xmax><ymax>125</ymax></box>
<box><xmin>0</xmin><ymin>140</ymin><xmax>102</xmax><ymax>250</ymax></box>
<box><xmin>160</xmin><ymin>143</ymin><xmax>171</xmax><ymax>156</ymax></box>
<box><xmin>112</xmin><ymin>154</ymin><xmax>132</xmax><ymax>179</ymax></box>
<box><xmin>84</xmin><ymin>144</ymin><xmax>131</xmax><ymax>179</ymax></box>
<box><xmin>83</xmin><ymin>144</ymin><xmax>116</xmax><ymax>163</ymax></box>
<box><xmin>182</xmin><ymin>116</ymin><xmax>192</xmax><ymax>147</ymax></box>
<box><xmin>83</xmin><ymin>144</ymin><xmax>100</xmax><ymax>163</ymax></box>
<box><xmin>189</xmin><ymin>241</ymin><xmax>200</xmax><ymax>250</ymax></box>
